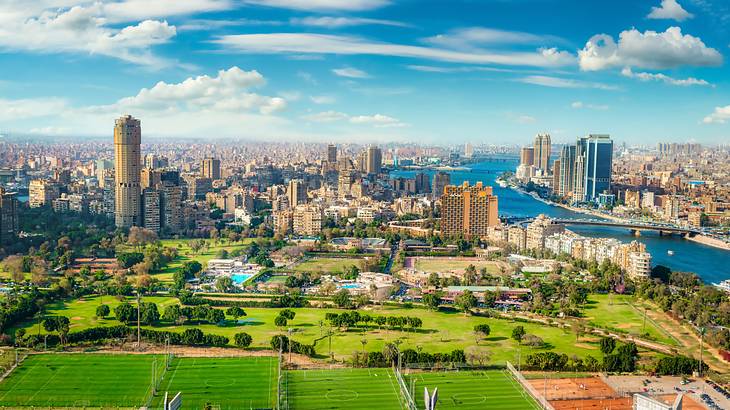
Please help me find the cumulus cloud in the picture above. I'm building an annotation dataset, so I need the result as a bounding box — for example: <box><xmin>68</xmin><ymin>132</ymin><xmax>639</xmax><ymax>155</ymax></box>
<box><xmin>243</xmin><ymin>0</ymin><xmax>390</xmax><ymax>11</ymax></box>
<box><xmin>648</xmin><ymin>0</ymin><xmax>694</xmax><ymax>21</ymax></box>
<box><xmin>290</xmin><ymin>16</ymin><xmax>408</xmax><ymax>28</ymax></box>
<box><xmin>332</xmin><ymin>67</ymin><xmax>370</xmax><ymax>78</ymax></box>
<box><xmin>579</xmin><ymin>27</ymin><xmax>721</xmax><ymax>71</ymax></box>
<box><xmin>621</xmin><ymin>67</ymin><xmax>711</xmax><ymax>87</ymax></box>
<box><xmin>702</xmin><ymin>106</ymin><xmax>730</xmax><ymax>124</ymax></box>
<box><xmin>302</xmin><ymin>111</ymin><xmax>406</xmax><ymax>127</ymax></box>
<box><xmin>516</xmin><ymin>75</ymin><xmax>617</xmax><ymax>90</ymax></box>
<box><xmin>214</xmin><ymin>33</ymin><xmax>575</xmax><ymax>68</ymax></box>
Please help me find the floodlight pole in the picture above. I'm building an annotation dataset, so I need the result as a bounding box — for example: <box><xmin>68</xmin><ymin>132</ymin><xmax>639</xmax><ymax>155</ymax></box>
<box><xmin>136</xmin><ymin>291</ymin><xmax>141</xmax><ymax>350</ymax></box>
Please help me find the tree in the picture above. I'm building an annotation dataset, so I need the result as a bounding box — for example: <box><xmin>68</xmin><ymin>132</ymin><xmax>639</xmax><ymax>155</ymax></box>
<box><xmin>279</xmin><ymin>309</ymin><xmax>296</xmax><ymax>320</ymax></box>
<box><xmin>599</xmin><ymin>337</ymin><xmax>616</xmax><ymax>355</ymax></box>
<box><xmin>163</xmin><ymin>305</ymin><xmax>183</xmax><ymax>323</ymax></box>
<box><xmin>234</xmin><ymin>332</ymin><xmax>253</xmax><ymax>348</ymax></box>
<box><xmin>512</xmin><ymin>326</ymin><xmax>526</xmax><ymax>343</ymax></box>
<box><xmin>139</xmin><ymin>302</ymin><xmax>160</xmax><ymax>325</ymax></box>
<box><xmin>333</xmin><ymin>289</ymin><xmax>352</xmax><ymax>309</ymax></box>
<box><xmin>474</xmin><ymin>324</ymin><xmax>491</xmax><ymax>341</ymax></box>
<box><xmin>226</xmin><ymin>306</ymin><xmax>246</xmax><ymax>320</ymax></box>
<box><xmin>422</xmin><ymin>293</ymin><xmax>441</xmax><ymax>311</ymax></box>
<box><xmin>522</xmin><ymin>334</ymin><xmax>544</xmax><ymax>348</ymax></box>
<box><xmin>115</xmin><ymin>303</ymin><xmax>136</xmax><ymax>324</ymax></box>
<box><xmin>274</xmin><ymin>315</ymin><xmax>288</xmax><ymax>328</ymax></box>
<box><xmin>4</xmin><ymin>255</ymin><xmax>25</xmax><ymax>283</ymax></box>
<box><xmin>96</xmin><ymin>305</ymin><xmax>110</xmax><ymax>318</ymax></box>
<box><xmin>455</xmin><ymin>290</ymin><xmax>477</xmax><ymax>315</ymax></box>
<box><xmin>572</xmin><ymin>320</ymin><xmax>586</xmax><ymax>342</ymax></box>
<box><xmin>206</xmin><ymin>308</ymin><xmax>225</xmax><ymax>325</ymax></box>
<box><xmin>216</xmin><ymin>276</ymin><xmax>234</xmax><ymax>293</ymax></box>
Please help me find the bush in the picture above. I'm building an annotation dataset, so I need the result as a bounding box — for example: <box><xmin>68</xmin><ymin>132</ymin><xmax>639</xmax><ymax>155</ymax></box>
<box><xmin>269</xmin><ymin>335</ymin><xmax>315</xmax><ymax>357</ymax></box>
<box><xmin>655</xmin><ymin>356</ymin><xmax>706</xmax><ymax>376</ymax></box>
<box><xmin>95</xmin><ymin>305</ymin><xmax>110</xmax><ymax>318</ymax></box>
<box><xmin>234</xmin><ymin>332</ymin><xmax>253</xmax><ymax>348</ymax></box>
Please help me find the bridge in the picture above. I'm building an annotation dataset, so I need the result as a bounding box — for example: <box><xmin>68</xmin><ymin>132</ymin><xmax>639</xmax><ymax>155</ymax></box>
<box><xmin>550</xmin><ymin>218</ymin><xmax>700</xmax><ymax>236</ymax></box>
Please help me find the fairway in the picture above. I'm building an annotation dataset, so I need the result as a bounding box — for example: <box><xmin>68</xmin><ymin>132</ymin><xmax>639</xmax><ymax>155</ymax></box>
<box><xmin>284</xmin><ymin>368</ymin><xmax>403</xmax><ymax>409</ymax></box>
<box><xmin>406</xmin><ymin>369</ymin><xmax>541</xmax><ymax>410</ymax></box>
<box><xmin>0</xmin><ymin>353</ymin><xmax>163</xmax><ymax>408</ymax></box>
<box><xmin>151</xmin><ymin>356</ymin><xmax>277</xmax><ymax>410</ymax></box>
<box><xmin>292</xmin><ymin>257</ymin><xmax>363</xmax><ymax>274</ymax></box>
<box><xmin>583</xmin><ymin>294</ymin><xmax>676</xmax><ymax>345</ymax></box>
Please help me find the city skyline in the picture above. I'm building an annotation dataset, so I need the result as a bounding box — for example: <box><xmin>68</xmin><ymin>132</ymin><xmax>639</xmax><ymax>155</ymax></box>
<box><xmin>1</xmin><ymin>0</ymin><xmax>730</xmax><ymax>144</ymax></box>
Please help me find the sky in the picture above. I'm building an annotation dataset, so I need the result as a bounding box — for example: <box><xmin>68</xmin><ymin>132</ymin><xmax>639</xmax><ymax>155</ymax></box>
<box><xmin>1</xmin><ymin>0</ymin><xmax>730</xmax><ymax>145</ymax></box>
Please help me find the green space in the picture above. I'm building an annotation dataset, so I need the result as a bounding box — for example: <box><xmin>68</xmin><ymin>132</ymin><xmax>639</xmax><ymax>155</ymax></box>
<box><xmin>0</xmin><ymin>353</ymin><xmax>164</xmax><ymax>408</ymax></box>
<box><xmin>405</xmin><ymin>370</ymin><xmax>540</xmax><ymax>410</ymax></box>
<box><xmin>582</xmin><ymin>294</ymin><xmax>677</xmax><ymax>346</ymax></box>
<box><xmin>151</xmin><ymin>356</ymin><xmax>277</xmax><ymax>410</ymax></box>
<box><xmin>413</xmin><ymin>258</ymin><xmax>501</xmax><ymax>274</ymax></box>
<box><xmin>13</xmin><ymin>295</ymin><xmax>614</xmax><ymax>363</ymax></box>
<box><xmin>291</xmin><ymin>257</ymin><xmax>363</xmax><ymax>274</ymax></box>
<box><xmin>284</xmin><ymin>368</ymin><xmax>402</xmax><ymax>410</ymax></box>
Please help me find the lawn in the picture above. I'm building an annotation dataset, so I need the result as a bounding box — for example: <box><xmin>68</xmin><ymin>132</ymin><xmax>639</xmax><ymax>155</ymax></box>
<box><xmin>405</xmin><ymin>369</ymin><xmax>541</xmax><ymax>410</ymax></box>
<box><xmin>582</xmin><ymin>294</ymin><xmax>677</xmax><ymax>346</ymax></box>
<box><xmin>13</xmin><ymin>295</ymin><xmax>611</xmax><ymax>363</ymax></box>
<box><xmin>291</xmin><ymin>257</ymin><xmax>363</xmax><ymax>274</ymax></box>
<box><xmin>412</xmin><ymin>257</ymin><xmax>502</xmax><ymax>274</ymax></box>
<box><xmin>150</xmin><ymin>356</ymin><xmax>277</xmax><ymax>410</ymax></box>
<box><xmin>0</xmin><ymin>353</ymin><xmax>164</xmax><ymax>408</ymax></box>
<box><xmin>284</xmin><ymin>368</ymin><xmax>403</xmax><ymax>410</ymax></box>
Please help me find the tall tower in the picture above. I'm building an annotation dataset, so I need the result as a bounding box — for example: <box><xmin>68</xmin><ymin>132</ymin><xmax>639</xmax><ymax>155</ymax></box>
<box><xmin>558</xmin><ymin>145</ymin><xmax>576</xmax><ymax>197</ymax></box>
<box><xmin>202</xmin><ymin>158</ymin><xmax>221</xmax><ymax>180</ymax></box>
<box><xmin>533</xmin><ymin>133</ymin><xmax>551</xmax><ymax>173</ymax></box>
<box><xmin>327</xmin><ymin>144</ymin><xmax>337</xmax><ymax>163</ymax></box>
<box><xmin>576</xmin><ymin>134</ymin><xmax>613</xmax><ymax>202</ymax></box>
<box><xmin>114</xmin><ymin>115</ymin><xmax>142</xmax><ymax>228</ymax></box>
<box><xmin>366</xmin><ymin>146</ymin><xmax>382</xmax><ymax>174</ymax></box>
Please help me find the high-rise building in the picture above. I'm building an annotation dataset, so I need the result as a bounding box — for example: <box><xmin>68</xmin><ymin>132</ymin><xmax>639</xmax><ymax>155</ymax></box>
<box><xmin>520</xmin><ymin>147</ymin><xmax>535</xmax><ymax>166</ymax></box>
<box><xmin>114</xmin><ymin>115</ymin><xmax>142</xmax><ymax>228</ymax></box>
<box><xmin>158</xmin><ymin>182</ymin><xmax>183</xmax><ymax>234</ymax></box>
<box><xmin>552</xmin><ymin>159</ymin><xmax>561</xmax><ymax>192</ymax></box>
<box><xmin>144</xmin><ymin>154</ymin><xmax>162</xmax><ymax>169</ymax></box>
<box><xmin>432</xmin><ymin>171</ymin><xmax>451</xmax><ymax>199</ymax></box>
<box><xmin>142</xmin><ymin>189</ymin><xmax>161</xmax><ymax>233</ymax></box>
<box><xmin>464</xmin><ymin>143</ymin><xmax>474</xmax><ymax>158</ymax></box>
<box><xmin>557</xmin><ymin>145</ymin><xmax>576</xmax><ymax>197</ymax></box>
<box><xmin>201</xmin><ymin>158</ymin><xmax>221</xmax><ymax>180</ymax></box>
<box><xmin>0</xmin><ymin>188</ymin><xmax>18</xmax><ymax>244</ymax></box>
<box><xmin>29</xmin><ymin>179</ymin><xmax>60</xmax><ymax>208</ymax></box>
<box><xmin>533</xmin><ymin>133</ymin><xmax>551</xmax><ymax>172</ymax></box>
<box><xmin>415</xmin><ymin>172</ymin><xmax>431</xmax><ymax>194</ymax></box>
<box><xmin>575</xmin><ymin>134</ymin><xmax>613</xmax><ymax>202</ymax></box>
<box><xmin>327</xmin><ymin>144</ymin><xmax>337</xmax><ymax>163</ymax></box>
<box><xmin>366</xmin><ymin>146</ymin><xmax>382</xmax><ymax>174</ymax></box>
<box><xmin>288</xmin><ymin>179</ymin><xmax>307</xmax><ymax>207</ymax></box>
<box><xmin>440</xmin><ymin>181</ymin><xmax>499</xmax><ymax>238</ymax></box>
<box><xmin>141</xmin><ymin>168</ymin><xmax>161</xmax><ymax>190</ymax></box>
<box><xmin>293</xmin><ymin>205</ymin><xmax>323</xmax><ymax>236</ymax></box>
<box><xmin>572</xmin><ymin>155</ymin><xmax>586</xmax><ymax>203</ymax></box>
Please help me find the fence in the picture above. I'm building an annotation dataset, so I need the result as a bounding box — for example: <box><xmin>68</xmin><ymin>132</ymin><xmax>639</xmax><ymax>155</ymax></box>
<box><xmin>277</xmin><ymin>351</ymin><xmax>288</xmax><ymax>410</ymax></box>
<box><xmin>506</xmin><ymin>361</ymin><xmax>555</xmax><ymax>410</ymax></box>
<box><xmin>394</xmin><ymin>365</ymin><xmax>417</xmax><ymax>410</ymax></box>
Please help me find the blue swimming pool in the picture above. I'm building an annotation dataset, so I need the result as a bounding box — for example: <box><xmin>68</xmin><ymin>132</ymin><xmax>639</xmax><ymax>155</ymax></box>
<box><xmin>231</xmin><ymin>273</ymin><xmax>254</xmax><ymax>284</ymax></box>
<box><xmin>340</xmin><ymin>284</ymin><xmax>361</xmax><ymax>289</ymax></box>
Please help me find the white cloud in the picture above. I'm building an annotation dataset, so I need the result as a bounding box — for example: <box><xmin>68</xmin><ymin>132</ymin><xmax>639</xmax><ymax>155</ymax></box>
<box><xmin>424</xmin><ymin>27</ymin><xmax>564</xmax><ymax>50</ymax></box>
<box><xmin>310</xmin><ymin>95</ymin><xmax>336</xmax><ymax>104</ymax></box>
<box><xmin>214</xmin><ymin>33</ymin><xmax>576</xmax><ymax>68</ymax></box>
<box><xmin>516</xmin><ymin>75</ymin><xmax>617</xmax><ymax>90</ymax></box>
<box><xmin>332</xmin><ymin>67</ymin><xmax>370</xmax><ymax>78</ymax></box>
<box><xmin>243</xmin><ymin>0</ymin><xmax>390</xmax><ymax>11</ymax></box>
<box><xmin>302</xmin><ymin>110</ymin><xmax>349</xmax><ymax>122</ymax></box>
<box><xmin>621</xmin><ymin>67</ymin><xmax>711</xmax><ymax>86</ymax></box>
<box><xmin>702</xmin><ymin>106</ymin><xmax>730</xmax><ymax>124</ymax></box>
<box><xmin>101</xmin><ymin>0</ymin><xmax>235</xmax><ymax>23</ymax></box>
<box><xmin>302</xmin><ymin>111</ymin><xmax>406</xmax><ymax>127</ymax></box>
<box><xmin>648</xmin><ymin>0</ymin><xmax>694</xmax><ymax>21</ymax></box>
<box><xmin>571</xmin><ymin>101</ymin><xmax>609</xmax><ymax>110</ymax></box>
<box><xmin>579</xmin><ymin>27</ymin><xmax>721</xmax><ymax>71</ymax></box>
<box><xmin>0</xmin><ymin>98</ymin><xmax>68</xmax><ymax>121</ymax></box>
<box><xmin>290</xmin><ymin>16</ymin><xmax>408</xmax><ymax>28</ymax></box>
<box><xmin>0</xmin><ymin>3</ymin><xmax>178</xmax><ymax>67</ymax></box>
<box><xmin>406</xmin><ymin>65</ymin><xmax>520</xmax><ymax>73</ymax></box>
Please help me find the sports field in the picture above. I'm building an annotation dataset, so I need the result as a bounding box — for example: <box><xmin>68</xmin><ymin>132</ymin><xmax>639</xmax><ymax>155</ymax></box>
<box><xmin>409</xmin><ymin>257</ymin><xmax>502</xmax><ymax>274</ymax></box>
<box><xmin>151</xmin><ymin>356</ymin><xmax>277</xmax><ymax>410</ymax></box>
<box><xmin>405</xmin><ymin>369</ymin><xmax>540</xmax><ymax>409</ymax></box>
<box><xmin>0</xmin><ymin>353</ymin><xmax>164</xmax><ymax>408</ymax></box>
<box><xmin>284</xmin><ymin>368</ymin><xmax>403</xmax><ymax>409</ymax></box>
<box><xmin>292</xmin><ymin>257</ymin><xmax>363</xmax><ymax>274</ymax></box>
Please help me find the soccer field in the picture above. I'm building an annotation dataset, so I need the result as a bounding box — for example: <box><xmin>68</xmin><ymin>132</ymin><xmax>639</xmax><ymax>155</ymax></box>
<box><xmin>284</xmin><ymin>368</ymin><xmax>403</xmax><ymax>410</ymax></box>
<box><xmin>0</xmin><ymin>353</ymin><xmax>164</xmax><ymax>408</ymax></box>
<box><xmin>405</xmin><ymin>369</ymin><xmax>541</xmax><ymax>410</ymax></box>
<box><xmin>151</xmin><ymin>356</ymin><xmax>278</xmax><ymax>410</ymax></box>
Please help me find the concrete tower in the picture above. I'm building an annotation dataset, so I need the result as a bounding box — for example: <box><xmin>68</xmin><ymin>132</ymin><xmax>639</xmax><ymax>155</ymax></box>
<box><xmin>114</xmin><ymin>115</ymin><xmax>142</xmax><ymax>228</ymax></box>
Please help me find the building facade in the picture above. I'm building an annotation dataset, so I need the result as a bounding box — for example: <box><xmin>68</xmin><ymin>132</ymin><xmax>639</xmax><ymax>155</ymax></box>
<box><xmin>440</xmin><ymin>181</ymin><xmax>499</xmax><ymax>238</ymax></box>
<box><xmin>114</xmin><ymin>115</ymin><xmax>142</xmax><ymax>228</ymax></box>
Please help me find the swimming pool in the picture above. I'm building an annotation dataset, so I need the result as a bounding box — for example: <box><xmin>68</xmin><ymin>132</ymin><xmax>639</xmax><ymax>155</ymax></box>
<box><xmin>340</xmin><ymin>284</ymin><xmax>362</xmax><ymax>289</ymax></box>
<box><xmin>231</xmin><ymin>273</ymin><xmax>254</xmax><ymax>284</ymax></box>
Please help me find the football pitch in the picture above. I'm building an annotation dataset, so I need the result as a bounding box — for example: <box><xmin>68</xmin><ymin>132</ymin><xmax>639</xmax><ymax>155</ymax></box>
<box><xmin>284</xmin><ymin>368</ymin><xmax>404</xmax><ymax>410</ymax></box>
<box><xmin>0</xmin><ymin>353</ymin><xmax>164</xmax><ymax>408</ymax></box>
<box><xmin>405</xmin><ymin>369</ymin><xmax>541</xmax><ymax>410</ymax></box>
<box><xmin>150</xmin><ymin>356</ymin><xmax>278</xmax><ymax>410</ymax></box>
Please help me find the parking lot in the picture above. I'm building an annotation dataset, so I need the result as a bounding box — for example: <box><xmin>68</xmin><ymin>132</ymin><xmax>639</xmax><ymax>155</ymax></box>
<box><xmin>606</xmin><ymin>375</ymin><xmax>730</xmax><ymax>409</ymax></box>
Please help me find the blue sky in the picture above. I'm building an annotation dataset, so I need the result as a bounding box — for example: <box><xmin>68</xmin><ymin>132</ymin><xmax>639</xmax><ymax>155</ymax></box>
<box><xmin>1</xmin><ymin>0</ymin><xmax>730</xmax><ymax>145</ymax></box>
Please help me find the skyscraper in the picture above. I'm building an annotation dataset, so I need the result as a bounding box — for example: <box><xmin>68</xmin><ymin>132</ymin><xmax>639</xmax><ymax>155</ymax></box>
<box><xmin>202</xmin><ymin>157</ymin><xmax>221</xmax><ymax>180</ymax></box>
<box><xmin>432</xmin><ymin>171</ymin><xmax>451</xmax><ymax>199</ymax></box>
<box><xmin>533</xmin><ymin>133</ymin><xmax>551</xmax><ymax>173</ymax></box>
<box><xmin>557</xmin><ymin>145</ymin><xmax>576</xmax><ymax>197</ymax></box>
<box><xmin>520</xmin><ymin>147</ymin><xmax>534</xmax><ymax>166</ymax></box>
<box><xmin>288</xmin><ymin>179</ymin><xmax>307</xmax><ymax>207</ymax></box>
<box><xmin>114</xmin><ymin>115</ymin><xmax>142</xmax><ymax>228</ymax></box>
<box><xmin>327</xmin><ymin>144</ymin><xmax>337</xmax><ymax>163</ymax></box>
<box><xmin>366</xmin><ymin>146</ymin><xmax>382</xmax><ymax>174</ymax></box>
<box><xmin>0</xmin><ymin>188</ymin><xmax>18</xmax><ymax>244</ymax></box>
<box><xmin>440</xmin><ymin>181</ymin><xmax>498</xmax><ymax>238</ymax></box>
<box><xmin>576</xmin><ymin>134</ymin><xmax>613</xmax><ymax>202</ymax></box>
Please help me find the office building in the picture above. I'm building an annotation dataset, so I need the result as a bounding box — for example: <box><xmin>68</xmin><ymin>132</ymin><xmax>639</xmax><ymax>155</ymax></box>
<box><xmin>520</xmin><ymin>147</ymin><xmax>535</xmax><ymax>166</ymax></box>
<box><xmin>557</xmin><ymin>145</ymin><xmax>576</xmax><ymax>197</ymax></box>
<box><xmin>327</xmin><ymin>144</ymin><xmax>337</xmax><ymax>163</ymax></box>
<box><xmin>464</xmin><ymin>143</ymin><xmax>474</xmax><ymax>158</ymax></box>
<box><xmin>440</xmin><ymin>181</ymin><xmax>499</xmax><ymax>238</ymax></box>
<box><xmin>0</xmin><ymin>188</ymin><xmax>18</xmax><ymax>243</ymax></box>
<box><xmin>366</xmin><ymin>146</ymin><xmax>382</xmax><ymax>174</ymax></box>
<box><xmin>142</xmin><ymin>189</ymin><xmax>161</xmax><ymax>233</ymax></box>
<box><xmin>158</xmin><ymin>182</ymin><xmax>183</xmax><ymax>234</ymax></box>
<box><xmin>288</xmin><ymin>179</ymin><xmax>307</xmax><ymax>207</ymax></box>
<box><xmin>114</xmin><ymin>115</ymin><xmax>142</xmax><ymax>228</ymax></box>
<box><xmin>202</xmin><ymin>158</ymin><xmax>221</xmax><ymax>180</ymax></box>
<box><xmin>533</xmin><ymin>133</ymin><xmax>551</xmax><ymax>172</ymax></box>
<box><xmin>575</xmin><ymin>134</ymin><xmax>613</xmax><ymax>202</ymax></box>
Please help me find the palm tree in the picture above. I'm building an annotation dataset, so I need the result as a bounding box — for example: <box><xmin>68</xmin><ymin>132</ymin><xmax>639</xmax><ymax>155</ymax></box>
<box><xmin>360</xmin><ymin>338</ymin><xmax>368</xmax><ymax>355</ymax></box>
<box><xmin>699</xmin><ymin>326</ymin><xmax>706</xmax><ymax>377</ymax></box>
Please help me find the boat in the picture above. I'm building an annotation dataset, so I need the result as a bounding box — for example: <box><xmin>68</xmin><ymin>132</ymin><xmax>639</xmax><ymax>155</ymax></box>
<box><xmin>713</xmin><ymin>280</ymin><xmax>730</xmax><ymax>293</ymax></box>
<box><xmin>667</xmin><ymin>250</ymin><xmax>674</xmax><ymax>256</ymax></box>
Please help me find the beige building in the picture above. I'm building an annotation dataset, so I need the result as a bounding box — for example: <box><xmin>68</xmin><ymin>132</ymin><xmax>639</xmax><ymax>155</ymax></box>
<box><xmin>526</xmin><ymin>214</ymin><xmax>565</xmax><ymax>250</ymax></box>
<box><xmin>366</xmin><ymin>146</ymin><xmax>382</xmax><ymax>174</ymax></box>
<box><xmin>507</xmin><ymin>226</ymin><xmax>527</xmax><ymax>250</ymax></box>
<box><xmin>114</xmin><ymin>115</ymin><xmax>142</xmax><ymax>228</ymax></box>
<box><xmin>288</xmin><ymin>179</ymin><xmax>307</xmax><ymax>207</ymax></box>
<box><xmin>29</xmin><ymin>179</ymin><xmax>60</xmax><ymax>208</ymax></box>
<box><xmin>201</xmin><ymin>157</ymin><xmax>221</xmax><ymax>180</ymax></box>
<box><xmin>293</xmin><ymin>205</ymin><xmax>323</xmax><ymax>236</ymax></box>
<box><xmin>440</xmin><ymin>181</ymin><xmax>499</xmax><ymax>238</ymax></box>
<box><xmin>520</xmin><ymin>147</ymin><xmax>534</xmax><ymax>166</ymax></box>
<box><xmin>533</xmin><ymin>133</ymin><xmax>551</xmax><ymax>173</ymax></box>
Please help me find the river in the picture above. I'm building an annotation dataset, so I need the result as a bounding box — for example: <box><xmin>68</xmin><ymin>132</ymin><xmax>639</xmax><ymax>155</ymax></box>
<box><xmin>390</xmin><ymin>158</ymin><xmax>729</xmax><ymax>284</ymax></box>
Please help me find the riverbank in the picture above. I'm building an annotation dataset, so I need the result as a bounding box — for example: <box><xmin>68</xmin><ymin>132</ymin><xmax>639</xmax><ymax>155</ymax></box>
<box><xmin>688</xmin><ymin>234</ymin><xmax>730</xmax><ymax>251</ymax></box>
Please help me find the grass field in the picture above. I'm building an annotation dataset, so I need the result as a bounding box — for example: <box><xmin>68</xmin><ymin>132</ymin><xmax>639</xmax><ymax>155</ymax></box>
<box><xmin>582</xmin><ymin>294</ymin><xmax>676</xmax><ymax>346</ymax></box>
<box><xmin>411</xmin><ymin>257</ymin><xmax>502</xmax><ymax>274</ymax></box>
<box><xmin>405</xmin><ymin>369</ymin><xmax>540</xmax><ymax>410</ymax></box>
<box><xmin>285</xmin><ymin>368</ymin><xmax>403</xmax><ymax>409</ymax></box>
<box><xmin>0</xmin><ymin>354</ymin><xmax>164</xmax><ymax>408</ymax></box>
<box><xmin>151</xmin><ymin>356</ymin><xmax>277</xmax><ymax>410</ymax></box>
<box><xmin>292</xmin><ymin>257</ymin><xmax>363</xmax><ymax>274</ymax></box>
